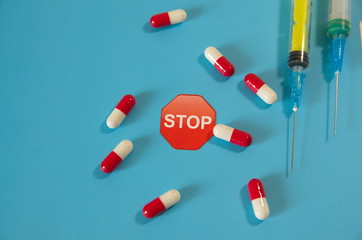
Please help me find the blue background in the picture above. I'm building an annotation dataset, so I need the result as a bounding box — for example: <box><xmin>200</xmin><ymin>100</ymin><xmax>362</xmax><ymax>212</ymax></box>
<box><xmin>1</xmin><ymin>0</ymin><xmax>362</xmax><ymax>239</ymax></box>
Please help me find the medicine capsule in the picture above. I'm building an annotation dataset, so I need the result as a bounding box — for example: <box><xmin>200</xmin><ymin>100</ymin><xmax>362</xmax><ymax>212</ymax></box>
<box><xmin>244</xmin><ymin>73</ymin><xmax>277</xmax><ymax>104</ymax></box>
<box><xmin>204</xmin><ymin>47</ymin><xmax>235</xmax><ymax>77</ymax></box>
<box><xmin>213</xmin><ymin>124</ymin><xmax>252</xmax><ymax>147</ymax></box>
<box><xmin>150</xmin><ymin>9</ymin><xmax>187</xmax><ymax>28</ymax></box>
<box><xmin>106</xmin><ymin>94</ymin><xmax>136</xmax><ymax>129</ymax></box>
<box><xmin>248</xmin><ymin>179</ymin><xmax>270</xmax><ymax>220</ymax></box>
<box><xmin>100</xmin><ymin>140</ymin><xmax>133</xmax><ymax>173</ymax></box>
<box><xmin>143</xmin><ymin>190</ymin><xmax>181</xmax><ymax>218</ymax></box>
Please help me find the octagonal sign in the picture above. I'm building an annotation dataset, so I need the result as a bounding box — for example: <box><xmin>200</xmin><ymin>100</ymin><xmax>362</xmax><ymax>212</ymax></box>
<box><xmin>160</xmin><ymin>94</ymin><xmax>216</xmax><ymax>150</ymax></box>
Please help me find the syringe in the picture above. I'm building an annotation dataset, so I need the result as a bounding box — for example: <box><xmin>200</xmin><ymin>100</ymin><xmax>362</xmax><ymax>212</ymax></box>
<box><xmin>326</xmin><ymin>0</ymin><xmax>351</xmax><ymax>136</ymax></box>
<box><xmin>288</xmin><ymin>0</ymin><xmax>312</xmax><ymax>171</ymax></box>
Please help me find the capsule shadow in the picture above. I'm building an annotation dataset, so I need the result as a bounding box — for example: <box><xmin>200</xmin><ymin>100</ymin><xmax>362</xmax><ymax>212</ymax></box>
<box><xmin>262</xmin><ymin>174</ymin><xmax>286</xmax><ymax>217</ymax></box>
<box><xmin>227</xmin><ymin>120</ymin><xmax>271</xmax><ymax>145</ymax></box>
<box><xmin>208</xmin><ymin>137</ymin><xmax>246</xmax><ymax>153</ymax></box>
<box><xmin>143</xmin><ymin>22</ymin><xmax>184</xmax><ymax>33</ymax></box>
<box><xmin>218</xmin><ymin>44</ymin><xmax>248</xmax><ymax>76</ymax></box>
<box><xmin>185</xmin><ymin>6</ymin><xmax>203</xmax><ymax>21</ymax></box>
<box><xmin>135</xmin><ymin>210</ymin><xmax>153</xmax><ymax>225</ymax></box>
<box><xmin>237</xmin><ymin>81</ymin><xmax>271</xmax><ymax>110</ymax></box>
<box><xmin>115</xmin><ymin>135</ymin><xmax>153</xmax><ymax>172</ymax></box>
<box><xmin>179</xmin><ymin>184</ymin><xmax>200</xmax><ymax>202</ymax></box>
<box><xmin>93</xmin><ymin>165</ymin><xmax>109</xmax><ymax>179</ymax></box>
<box><xmin>241</xmin><ymin>185</ymin><xmax>262</xmax><ymax>225</ymax></box>
<box><xmin>198</xmin><ymin>54</ymin><xmax>230</xmax><ymax>82</ymax></box>
<box><xmin>99</xmin><ymin>118</ymin><xmax>115</xmax><ymax>134</ymax></box>
<box><xmin>122</xmin><ymin>91</ymin><xmax>155</xmax><ymax>127</ymax></box>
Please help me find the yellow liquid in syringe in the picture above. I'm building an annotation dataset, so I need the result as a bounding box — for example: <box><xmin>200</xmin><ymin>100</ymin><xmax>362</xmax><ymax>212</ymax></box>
<box><xmin>290</xmin><ymin>0</ymin><xmax>310</xmax><ymax>53</ymax></box>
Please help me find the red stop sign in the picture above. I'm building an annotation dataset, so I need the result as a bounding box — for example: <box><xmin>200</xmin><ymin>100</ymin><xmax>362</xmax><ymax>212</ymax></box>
<box><xmin>160</xmin><ymin>94</ymin><xmax>216</xmax><ymax>150</ymax></box>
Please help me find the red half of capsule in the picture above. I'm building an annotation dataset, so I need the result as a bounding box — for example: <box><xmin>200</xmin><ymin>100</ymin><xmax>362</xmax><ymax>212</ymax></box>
<box><xmin>230</xmin><ymin>129</ymin><xmax>252</xmax><ymax>147</ymax></box>
<box><xmin>150</xmin><ymin>12</ymin><xmax>171</xmax><ymax>28</ymax></box>
<box><xmin>248</xmin><ymin>179</ymin><xmax>266</xmax><ymax>201</ymax></box>
<box><xmin>214</xmin><ymin>56</ymin><xmax>235</xmax><ymax>77</ymax></box>
<box><xmin>244</xmin><ymin>73</ymin><xmax>265</xmax><ymax>93</ymax></box>
<box><xmin>143</xmin><ymin>198</ymin><xmax>166</xmax><ymax>218</ymax></box>
<box><xmin>100</xmin><ymin>151</ymin><xmax>123</xmax><ymax>173</ymax></box>
<box><xmin>116</xmin><ymin>94</ymin><xmax>136</xmax><ymax>115</ymax></box>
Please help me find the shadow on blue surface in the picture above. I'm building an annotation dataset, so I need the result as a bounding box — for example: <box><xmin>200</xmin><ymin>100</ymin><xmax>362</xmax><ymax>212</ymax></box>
<box><xmin>285</xmin><ymin>118</ymin><xmax>290</xmax><ymax>178</ymax></box>
<box><xmin>185</xmin><ymin>6</ymin><xmax>203</xmax><ymax>21</ymax></box>
<box><xmin>277</xmin><ymin>0</ymin><xmax>291</xmax><ymax>79</ymax></box>
<box><xmin>179</xmin><ymin>184</ymin><xmax>200</xmax><ymax>202</ymax></box>
<box><xmin>240</xmin><ymin>185</ymin><xmax>262</xmax><ymax>226</ymax></box>
<box><xmin>123</xmin><ymin>91</ymin><xmax>155</xmax><ymax>127</ymax></box>
<box><xmin>316</xmin><ymin>0</ymin><xmax>334</xmax><ymax>142</ymax></box>
<box><xmin>278</xmin><ymin>0</ymin><xmax>293</xmax><ymax>119</ymax></box>
<box><xmin>115</xmin><ymin>135</ymin><xmax>153</xmax><ymax>172</ymax></box>
<box><xmin>218</xmin><ymin>44</ymin><xmax>249</xmax><ymax>76</ymax></box>
<box><xmin>237</xmin><ymin>80</ymin><xmax>271</xmax><ymax>110</ymax></box>
<box><xmin>262</xmin><ymin>174</ymin><xmax>286</xmax><ymax>216</ymax></box>
<box><xmin>208</xmin><ymin>137</ymin><xmax>246</xmax><ymax>153</ymax></box>
<box><xmin>93</xmin><ymin>165</ymin><xmax>110</xmax><ymax>179</ymax></box>
<box><xmin>143</xmin><ymin>22</ymin><xmax>184</xmax><ymax>33</ymax></box>
<box><xmin>135</xmin><ymin>210</ymin><xmax>153</xmax><ymax>225</ymax></box>
<box><xmin>197</xmin><ymin>54</ymin><xmax>230</xmax><ymax>82</ymax></box>
<box><xmin>100</xmin><ymin>119</ymin><xmax>115</xmax><ymax>134</ymax></box>
<box><xmin>228</xmin><ymin>120</ymin><xmax>271</xmax><ymax>145</ymax></box>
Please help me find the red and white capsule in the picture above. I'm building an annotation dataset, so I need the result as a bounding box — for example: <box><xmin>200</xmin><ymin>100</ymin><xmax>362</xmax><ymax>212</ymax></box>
<box><xmin>248</xmin><ymin>179</ymin><xmax>270</xmax><ymax>220</ymax></box>
<box><xmin>106</xmin><ymin>94</ymin><xmax>136</xmax><ymax>129</ymax></box>
<box><xmin>213</xmin><ymin>124</ymin><xmax>252</xmax><ymax>147</ymax></box>
<box><xmin>100</xmin><ymin>140</ymin><xmax>133</xmax><ymax>173</ymax></box>
<box><xmin>204</xmin><ymin>47</ymin><xmax>235</xmax><ymax>77</ymax></box>
<box><xmin>142</xmin><ymin>190</ymin><xmax>181</xmax><ymax>218</ymax></box>
<box><xmin>150</xmin><ymin>9</ymin><xmax>187</xmax><ymax>28</ymax></box>
<box><xmin>244</xmin><ymin>73</ymin><xmax>277</xmax><ymax>104</ymax></box>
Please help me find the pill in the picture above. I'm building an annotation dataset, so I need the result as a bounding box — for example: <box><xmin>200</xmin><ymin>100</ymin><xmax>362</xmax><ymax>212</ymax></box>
<box><xmin>244</xmin><ymin>73</ymin><xmax>277</xmax><ymax>104</ymax></box>
<box><xmin>143</xmin><ymin>189</ymin><xmax>181</xmax><ymax>218</ymax></box>
<box><xmin>150</xmin><ymin>9</ymin><xmax>187</xmax><ymax>28</ymax></box>
<box><xmin>213</xmin><ymin>124</ymin><xmax>252</xmax><ymax>147</ymax></box>
<box><xmin>100</xmin><ymin>140</ymin><xmax>133</xmax><ymax>173</ymax></box>
<box><xmin>248</xmin><ymin>179</ymin><xmax>270</xmax><ymax>220</ymax></box>
<box><xmin>204</xmin><ymin>47</ymin><xmax>235</xmax><ymax>77</ymax></box>
<box><xmin>106</xmin><ymin>94</ymin><xmax>136</xmax><ymax>129</ymax></box>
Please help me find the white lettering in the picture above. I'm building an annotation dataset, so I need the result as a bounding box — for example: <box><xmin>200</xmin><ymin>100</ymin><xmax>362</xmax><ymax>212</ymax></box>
<box><xmin>187</xmin><ymin>115</ymin><xmax>200</xmax><ymax>129</ymax></box>
<box><xmin>201</xmin><ymin>116</ymin><xmax>212</xmax><ymax>129</ymax></box>
<box><xmin>176</xmin><ymin>115</ymin><xmax>187</xmax><ymax>128</ymax></box>
<box><xmin>164</xmin><ymin>114</ymin><xmax>175</xmax><ymax>128</ymax></box>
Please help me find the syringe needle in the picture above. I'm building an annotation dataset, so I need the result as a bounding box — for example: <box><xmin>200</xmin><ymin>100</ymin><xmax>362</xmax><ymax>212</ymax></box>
<box><xmin>291</xmin><ymin>110</ymin><xmax>297</xmax><ymax>172</ymax></box>
<box><xmin>334</xmin><ymin>72</ymin><xmax>339</xmax><ymax>136</ymax></box>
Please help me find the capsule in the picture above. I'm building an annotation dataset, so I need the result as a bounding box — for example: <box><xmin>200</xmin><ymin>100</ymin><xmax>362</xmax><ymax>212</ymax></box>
<box><xmin>106</xmin><ymin>95</ymin><xmax>136</xmax><ymax>129</ymax></box>
<box><xmin>213</xmin><ymin>124</ymin><xmax>252</xmax><ymax>147</ymax></box>
<box><xmin>100</xmin><ymin>140</ymin><xmax>133</xmax><ymax>173</ymax></box>
<box><xmin>248</xmin><ymin>179</ymin><xmax>270</xmax><ymax>220</ymax></box>
<box><xmin>150</xmin><ymin>9</ymin><xmax>187</xmax><ymax>28</ymax></box>
<box><xmin>204</xmin><ymin>47</ymin><xmax>235</xmax><ymax>77</ymax></box>
<box><xmin>244</xmin><ymin>73</ymin><xmax>277</xmax><ymax>104</ymax></box>
<box><xmin>143</xmin><ymin>190</ymin><xmax>181</xmax><ymax>218</ymax></box>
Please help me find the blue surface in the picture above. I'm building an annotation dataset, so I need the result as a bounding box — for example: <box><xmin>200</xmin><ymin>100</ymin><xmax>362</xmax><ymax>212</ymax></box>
<box><xmin>1</xmin><ymin>0</ymin><xmax>362</xmax><ymax>239</ymax></box>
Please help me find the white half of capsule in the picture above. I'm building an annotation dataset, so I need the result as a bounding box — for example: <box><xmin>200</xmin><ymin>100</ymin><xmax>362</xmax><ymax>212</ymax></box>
<box><xmin>256</xmin><ymin>84</ymin><xmax>278</xmax><ymax>104</ymax></box>
<box><xmin>251</xmin><ymin>197</ymin><xmax>270</xmax><ymax>220</ymax></box>
<box><xmin>168</xmin><ymin>9</ymin><xmax>187</xmax><ymax>24</ymax></box>
<box><xmin>159</xmin><ymin>190</ymin><xmax>181</xmax><ymax>209</ymax></box>
<box><xmin>113</xmin><ymin>140</ymin><xmax>133</xmax><ymax>159</ymax></box>
<box><xmin>107</xmin><ymin>108</ymin><xmax>126</xmax><ymax>129</ymax></box>
<box><xmin>204</xmin><ymin>47</ymin><xmax>223</xmax><ymax>65</ymax></box>
<box><xmin>213</xmin><ymin>124</ymin><xmax>233</xmax><ymax>142</ymax></box>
